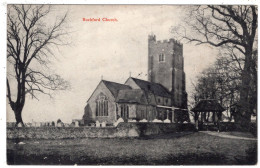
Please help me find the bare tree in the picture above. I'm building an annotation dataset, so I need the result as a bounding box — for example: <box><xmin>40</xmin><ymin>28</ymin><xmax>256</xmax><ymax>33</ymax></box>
<box><xmin>7</xmin><ymin>5</ymin><xmax>70</xmax><ymax>126</ymax></box>
<box><xmin>172</xmin><ymin>5</ymin><xmax>257</xmax><ymax>130</ymax></box>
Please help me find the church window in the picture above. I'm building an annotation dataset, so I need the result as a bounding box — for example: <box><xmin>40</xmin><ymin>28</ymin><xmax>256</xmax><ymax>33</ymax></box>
<box><xmin>126</xmin><ymin>106</ymin><xmax>129</xmax><ymax>118</ymax></box>
<box><xmin>105</xmin><ymin>101</ymin><xmax>108</xmax><ymax>116</ymax></box>
<box><xmin>159</xmin><ymin>53</ymin><xmax>165</xmax><ymax>62</ymax></box>
<box><xmin>141</xmin><ymin>110</ymin><xmax>145</xmax><ymax>119</ymax></box>
<box><xmin>121</xmin><ymin>106</ymin><xmax>124</xmax><ymax>117</ymax></box>
<box><xmin>96</xmin><ymin>94</ymin><xmax>108</xmax><ymax>116</ymax></box>
<box><xmin>96</xmin><ymin>102</ymin><xmax>98</xmax><ymax>116</ymax></box>
<box><xmin>120</xmin><ymin>104</ymin><xmax>129</xmax><ymax>118</ymax></box>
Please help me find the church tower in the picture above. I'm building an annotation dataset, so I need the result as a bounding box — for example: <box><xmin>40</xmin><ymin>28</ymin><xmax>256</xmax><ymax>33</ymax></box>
<box><xmin>148</xmin><ymin>34</ymin><xmax>187</xmax><ymax>108</ymax></box>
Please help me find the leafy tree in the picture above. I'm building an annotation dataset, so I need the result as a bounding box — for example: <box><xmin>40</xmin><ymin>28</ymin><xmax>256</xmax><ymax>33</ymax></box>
<box><xmin>7</xmin><ymin>5</ymin><xmax>70</xmax><ymax>126</ymax></box>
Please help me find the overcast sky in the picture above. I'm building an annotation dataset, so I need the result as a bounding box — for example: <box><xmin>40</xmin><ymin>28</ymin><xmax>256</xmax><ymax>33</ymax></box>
<box><xmin>7</xmin><ymin>5</ymin><xmax>218</xmax><ymax>123</ymax></box>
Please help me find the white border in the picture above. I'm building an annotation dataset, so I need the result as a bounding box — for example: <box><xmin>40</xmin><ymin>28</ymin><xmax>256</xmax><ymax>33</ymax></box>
<box><xmin>1</xmin><ymin>1</ymin><xmax>259</xmax><ymax>168</ymax></box>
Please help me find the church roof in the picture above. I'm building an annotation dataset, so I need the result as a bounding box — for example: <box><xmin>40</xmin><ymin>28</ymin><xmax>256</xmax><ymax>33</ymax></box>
<box><xmin>191</xmin><ymin>99</ymin><xmax>225</xmax><ymax>112</ymax></box>
<box><xmin>129</xmin><ymin>77</ymin><xmax>172</xmax><ymax>98</ymax></box>
<box><xmin>102</xmin><ymin>80</ymin><xmax>131</xmax><ymax>97</ymax></box>
<box><xmin>116</xmin><ymin>89</ymin><xmax>148</xmax><ymax>104</ymax></box>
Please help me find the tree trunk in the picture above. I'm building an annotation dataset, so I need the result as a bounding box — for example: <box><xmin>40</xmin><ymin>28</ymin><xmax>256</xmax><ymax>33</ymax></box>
<box><xmin>14</xmin><ymin>108</ymin><xmax>25</xmax><ymax>127</ymax></box>
<box><xmin>235</xmin><ymin>47</ymin><xmax>252</xmax><ymax>131</ymax></box>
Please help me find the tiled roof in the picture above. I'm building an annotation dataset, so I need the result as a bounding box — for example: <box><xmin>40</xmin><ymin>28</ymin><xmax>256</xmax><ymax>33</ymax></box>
<box><xmin>116</xmin><ymin>89</ymin><xmax>148</xmax><ymax>104</ymax></box>
<box><xmin>102</xmin><ymin>80</ymin><xmax>131</xmax><ymax>98</ymax></box>
<box><xmin>191</xmin><ymin>99</ymin><xmax>225</xmax><ymax>112</ymax></box>
<box><xmin>130</xmin><ymin>77</ymin><xmax>172</xmax><ymax>98</ymax></box>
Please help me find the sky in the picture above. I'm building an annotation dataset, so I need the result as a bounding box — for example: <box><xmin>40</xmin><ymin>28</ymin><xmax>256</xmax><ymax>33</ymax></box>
<box><xmin>6</xmin><ymin>5</ymin><xmax>219</xmax><ymax>123</ymax></box>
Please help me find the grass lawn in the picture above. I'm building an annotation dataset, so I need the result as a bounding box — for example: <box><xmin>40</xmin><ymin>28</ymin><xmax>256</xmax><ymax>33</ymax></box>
<box><xmin>7</xmin><ymin>132</ymin><xmax>257</xmax><ymax>165</ymax></box>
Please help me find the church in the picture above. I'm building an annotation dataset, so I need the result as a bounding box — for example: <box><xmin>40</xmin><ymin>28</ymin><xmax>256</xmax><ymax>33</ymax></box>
<box><xmin>82</xmin><ymin>34</ymin><xmax>189</xmax><ymax>125</ymax></box>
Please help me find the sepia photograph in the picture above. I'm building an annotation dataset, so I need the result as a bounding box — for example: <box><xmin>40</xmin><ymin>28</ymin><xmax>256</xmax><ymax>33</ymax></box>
<box><xmin>4</xmin><ymin>2</ymin><xmax>258</xmax><ymax>165</ymax></box>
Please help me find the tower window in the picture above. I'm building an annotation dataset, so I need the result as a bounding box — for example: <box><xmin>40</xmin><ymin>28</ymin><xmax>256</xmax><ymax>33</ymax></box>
<box><xmin>159</xmin><ymin>53</ymin><xmax>165</xmax><ymax>62</ymax></box>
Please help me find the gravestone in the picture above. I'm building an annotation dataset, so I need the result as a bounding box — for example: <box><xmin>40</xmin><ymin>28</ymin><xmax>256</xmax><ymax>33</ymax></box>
<box><xmin>128</xmin><ymin>119</ymin><xmax>136</xmax><ymax>123</ymax></box>
<box><xmin>101</xmin><ymin>122</ymin><xmax>106</xmax><ymax>127</ymax></box>
<box><xmin>57</xmin><ymin>122</ymin><xmax>64</xmax><ymax>127</ymax></box>
<box><xmin>139</xmin><ymin>119</ymin><xmax>148</xmax><ymax>123</ymax></box>
<box><xmin>17</xmin><ymin>123</ymin><xmax>23</xmax><ymax>127</ymax></box>
<box><xmin>152</xmin><ymin>119</ymin><xmax>163</xmax><ymax>123</ymax></box>
<box><xmin>113</xmin><ymin>118</ymin><xmax>124</xmax><ymax>127</ymax></box>
<box><xmin>96</xmin><ymin>121</ymin><xmax>100</xmax><ymax>127</ymax></box>
<box><xmin>163</xmin><ymin>119</ymin><xmax>171</xmax><ymax>123</ymax></box>
<box><xmin>75</xmin><ymin>121</ymin><xmax>79</xmax><ymax>127</ymax></box>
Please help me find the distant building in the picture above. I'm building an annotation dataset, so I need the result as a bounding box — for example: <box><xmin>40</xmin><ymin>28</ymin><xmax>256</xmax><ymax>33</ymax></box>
<box><xmin>83</xmin><ymin>35</ymin><xmax>189</xmax><ymax>125</ymax></box>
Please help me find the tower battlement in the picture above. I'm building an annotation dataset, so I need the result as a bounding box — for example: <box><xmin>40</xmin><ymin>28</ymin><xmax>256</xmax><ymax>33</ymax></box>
<box><xmin>148</xmin><ymin>34</ymin><xmax>156</xmax><ymax>41</ymax></box>
<box><xmin>149</xmin><ymin>34</ymin><xmax>182</xmax><ymax>46</ymax></box>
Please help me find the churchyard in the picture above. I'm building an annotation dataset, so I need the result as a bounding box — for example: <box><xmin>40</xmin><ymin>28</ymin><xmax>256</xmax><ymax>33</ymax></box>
<box><xmin>7</xmin><ymin>131</ymin><xmax>256</xmax><ymax>165</ymax></box>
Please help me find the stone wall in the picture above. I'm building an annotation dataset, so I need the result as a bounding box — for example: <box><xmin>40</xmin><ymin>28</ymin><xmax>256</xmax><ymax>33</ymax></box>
<box><xmin>7</xmin><ymin>123</ymin><xmax>196</xmax><ymax>140</ymax></box>
<box><xmin>134</xmin><ymin>122</ymin><xmax>195</xmax><ymax>136</ymax></box>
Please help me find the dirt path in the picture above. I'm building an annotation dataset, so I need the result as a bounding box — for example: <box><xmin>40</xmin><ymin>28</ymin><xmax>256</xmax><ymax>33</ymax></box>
<box><xmin>201</xmin><ymin>131</ymin><xmax>257</xmax><ymax>141</ymax></box>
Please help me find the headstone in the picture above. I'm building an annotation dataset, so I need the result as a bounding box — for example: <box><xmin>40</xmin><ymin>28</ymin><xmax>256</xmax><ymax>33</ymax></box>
<box><xmin>101</xmin><ymin>122</ymin><xmax>106</xmax><ymax>127</ymax></box>
<box><xmin>117</xmin><ymin>118</ymin><xmax>124</xmax><ymax>123</ymax></box>
<box><xmin>113</xmin><ymin>122</ymin><xmax>118</xmax><ymax>127</ymax></box>
<box><xmin>96</xmin><ymin>121</ymin><xmax>100</xmax><ymax>127</ymax></box>
<box><xmin>113</xmin><ymin>118</ymin><xmax>124</xmax><ymax>127</ymax></box>
<box><xmin>152</xmin><ymin>119</ymin><xmax>163</xmax><ymax>123</ymax></box>
<box><xmin>163</xmin><ymin>119</ymin><xmax>171</xmax><ymax>123</ymax></box>
<box><xmin>128</xmin><ymin>119</ymin><xmax>136</xmax><ymax>123</ymax></box>
<box><xmin>75</xmin><ymin>121</ymin><xmax>79</xmax><ymax>127</ymax></box>
<box><xmin>139</xmin><ymin>119</ymin><xmax>148</xmax><ymax>123</ymax></box>
<box><xmin>57</xmin><ymin>122</ymin><xmax>64</xmax><ymax>127</ymax></box>
<box><xmin>17</xmin><ymin>123</ymin><xmax>23</xmax><ymax>127</ymax></box>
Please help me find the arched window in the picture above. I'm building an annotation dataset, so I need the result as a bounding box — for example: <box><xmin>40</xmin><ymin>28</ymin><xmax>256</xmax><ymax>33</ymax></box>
<box><xmin>120</xmin><ymin>104</ymin><xmax>130</xmax><ymax>119</ymax></box>
<box><xmin>96</xmin><ymin>93</ymin><xmax>108</xmax><ymax>116</ymax></box>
